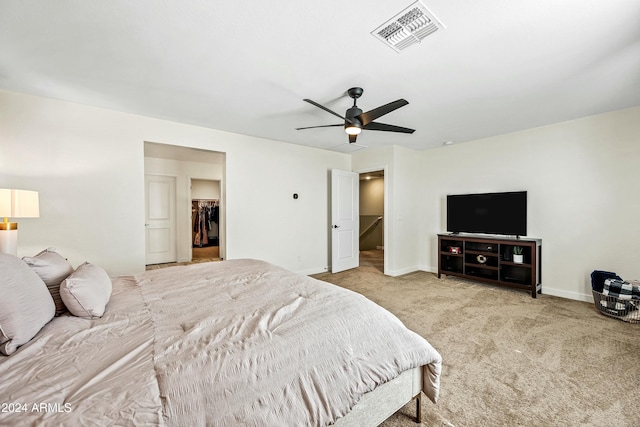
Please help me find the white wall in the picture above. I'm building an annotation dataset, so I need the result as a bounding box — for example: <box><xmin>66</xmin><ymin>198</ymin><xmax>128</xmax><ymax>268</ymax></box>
<box><xmin>391</xmin><ymin>146</ymin><xmax>422</xmax><ymax>275</ymax></box>
<box><xmin>359</xmin><ymin>177</ymin><xmax>384</xmax><ymax>250</ymax></box>
<box><xmin>191</xmin><ymin>179</ymin><xmax>220</xmax><ymax>200</ymax></box>
<box><xmin>353</xmin><ymin>145</ymin><xmax>423</xmax><ymax>276</ymax></box>
<box><xmin>3</xmin><ymin>88</ymin><xmax>637</xmax><ymax>301</ymax></box>
<box><xmin>0</xmin><ymin>90</ymin><xmax>350</xmax><ymax>276</ymax></box>
<box><xmin>360</xmin><ymin>178</ymin><xmax>383</xmax><ymax>216</ymax></box>
<box><xmin>419</xmin><ymin>107</ymin><xmax>640</xmax><ymax>301</ymax></box>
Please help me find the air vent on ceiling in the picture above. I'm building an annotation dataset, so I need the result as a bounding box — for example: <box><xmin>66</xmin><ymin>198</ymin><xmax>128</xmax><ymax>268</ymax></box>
<box><xmin>371</xmin><ymin>1</ymin><xmax>445</xmax><ymax>53</ymax></box>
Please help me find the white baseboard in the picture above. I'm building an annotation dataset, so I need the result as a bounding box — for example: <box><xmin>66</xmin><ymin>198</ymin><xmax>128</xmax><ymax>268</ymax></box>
<box><xmin>418</xmin><ymin>264</ymin><xmax>437</xmax><ymax>274</ymax></box>
<box><xmin>540</xmin><ymin>286</ymin><xmax>593</xmax><ymax>303</ymax></box>
<box><xmin>386</xmin><ymin>265</ymin><xmax>419</xmax><ymax>277</ymax></box>
<box><xmin>299</xmin><ymin>266</ymin><xmax>330</xmax><ymax>276</ymax></box>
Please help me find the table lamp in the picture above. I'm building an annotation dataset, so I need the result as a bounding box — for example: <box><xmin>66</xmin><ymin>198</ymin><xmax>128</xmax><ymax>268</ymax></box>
<box><xmin>0</xmin><ymin>189</ymin><xmax>40</xmax><ymax>256</ymax></box>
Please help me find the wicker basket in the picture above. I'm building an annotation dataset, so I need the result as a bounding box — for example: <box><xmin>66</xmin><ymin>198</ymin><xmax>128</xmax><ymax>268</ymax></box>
<box><xmin>592</xmin><ymin>290</ymin><xmax>640</xmax><ymax>323</ymax></box>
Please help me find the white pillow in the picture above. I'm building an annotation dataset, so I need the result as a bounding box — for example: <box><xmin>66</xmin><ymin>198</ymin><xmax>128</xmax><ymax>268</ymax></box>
<box><xmin>22</xmin><ymin>248</ymin><xmax>74</xmax><ymax>316</ymax></box>
<box><xmin>60</xmin><ymin>262</ymin><xmax>112</xmax><ymax>319</ymax></box>
<box><xmin>0</xmin><ymin>253</ymin><xmax>55</xmax><ymax>355</ymax></box>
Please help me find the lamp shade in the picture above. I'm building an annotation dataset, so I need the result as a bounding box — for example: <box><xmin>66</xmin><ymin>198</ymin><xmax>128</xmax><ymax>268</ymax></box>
<box><xmin>0</xmin><ymin>189</ymin><xmax>40</xmax><ymax>218</ymax></box>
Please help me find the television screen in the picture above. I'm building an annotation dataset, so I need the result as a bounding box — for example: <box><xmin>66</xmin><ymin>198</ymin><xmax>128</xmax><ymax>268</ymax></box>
<box><xmin>446</xmin><ymin>191</ymin><xmax>527</xmax><ymax>236</ymax></box>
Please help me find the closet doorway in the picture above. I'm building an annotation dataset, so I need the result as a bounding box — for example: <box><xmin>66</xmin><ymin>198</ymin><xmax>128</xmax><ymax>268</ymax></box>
<box><xmin>143</xmin><ymin>141</ymin><xmax>225</xmax><ymax>266</ymax></box>
<box><xmin>191</xmin><ymin>179</ymin><xmax>221</xmax><ymax>260</ymax></box>
<box><xmin>359</xmin><ymin>170</ymin><xmax>385</xmax><ymax>273</ymax></box>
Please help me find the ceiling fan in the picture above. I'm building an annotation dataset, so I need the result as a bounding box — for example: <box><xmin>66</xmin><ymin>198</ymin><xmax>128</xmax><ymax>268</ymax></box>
<box><xmin>296</xmin><ymin>87</ymin><xmax>415</xmax><ymax>144</ymax></box>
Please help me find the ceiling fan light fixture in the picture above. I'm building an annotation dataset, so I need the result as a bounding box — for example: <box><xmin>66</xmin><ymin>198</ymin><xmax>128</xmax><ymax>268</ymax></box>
<box><xmin>345</xmin><ymin>125</ymin><xmax>362</xmax><ymax>135</ymax></box>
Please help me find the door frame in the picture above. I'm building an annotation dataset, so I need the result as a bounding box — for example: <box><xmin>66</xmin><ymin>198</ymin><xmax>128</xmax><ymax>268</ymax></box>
<box><xmin>356</xmin><ymin>166</ymin><xmax>388</xmax><ymax>275</ymax></box>
<box><xmin>143</xmin><ymin>142</ymin><xmax>226</xmax><ymax>265</ymax></box>
<box><xmin>188</xmin><ymin>177</ymin><xmax>225</xmax><ymax>261</ymax></box>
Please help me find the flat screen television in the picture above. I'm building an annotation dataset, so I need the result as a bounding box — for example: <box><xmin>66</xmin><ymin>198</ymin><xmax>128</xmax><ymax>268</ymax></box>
<box><xmin>446</xmin><ymin>191</ymin><xmax>527</xmax><ymax>236</ymax></box>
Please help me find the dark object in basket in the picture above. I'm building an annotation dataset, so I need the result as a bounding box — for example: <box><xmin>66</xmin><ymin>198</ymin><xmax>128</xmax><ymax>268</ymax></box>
<box><xmin>592</xmin><ymin>289</ymin><xmax>640</xmax><ymax>323</ymax></box>
<box><xmin>592</xmin><ymin>276</ymin><xmax>640</xmax><ymax>323</ymax></box>
<box><xmin>590</xmin><ymin>270</ymin><xmax>621</xmax><ymax>293</ymax></box>
<box><xmin>604</xmin><ymin>278</ymin><xmax>640</xmax><ymax>300</ymax></box>
<box><xmin>601</xmin><ymin>281</ymin><xmax>639</xmax><ymax>316</ymax></box>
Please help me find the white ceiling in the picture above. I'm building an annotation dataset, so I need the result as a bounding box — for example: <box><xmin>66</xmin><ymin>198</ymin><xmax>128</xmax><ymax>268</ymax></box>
<box><xmin>1</xmin><ymin>1</ymin><xmax>639</xmax><ymax>152</ymax></box>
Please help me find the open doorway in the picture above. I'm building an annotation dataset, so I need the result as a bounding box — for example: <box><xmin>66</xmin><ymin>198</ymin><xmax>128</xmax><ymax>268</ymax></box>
<box><xmin>359</xmin><ymin>170</ymin><xmax>384</xmax><ymax>272</ymax></box>
<box><xmin>191</xmin><ymin>179</ymin><xmax>221</xmax><ymax>260</ymax></box>
<box><xmin>144</xmin><ymin>142</ymin><xmax>225</xmax><ymax>266</ymax></box>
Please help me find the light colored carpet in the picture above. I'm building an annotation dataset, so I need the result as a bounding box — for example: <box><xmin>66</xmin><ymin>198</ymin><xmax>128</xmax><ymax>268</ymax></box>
<box><xmin>312</xmin><ymin>252</ymin><xmax>639</xmax><ymax>427</ymax></box>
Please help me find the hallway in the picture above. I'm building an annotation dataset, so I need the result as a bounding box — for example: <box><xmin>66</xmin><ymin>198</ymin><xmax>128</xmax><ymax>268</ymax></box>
<box><xmin>360</xmin><ymin>249</ymin><xmax>384</xmax><ymax>273</ymax></box>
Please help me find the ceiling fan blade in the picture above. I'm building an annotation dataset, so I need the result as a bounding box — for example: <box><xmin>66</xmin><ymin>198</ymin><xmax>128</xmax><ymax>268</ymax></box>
<box><xmin>363</xmin><ymin>122</ymin><xmax>415</xmax><ymax>134</ymax></box>
<box><xmin>303</xmin><ymin>99</ymin><xmax>354</xmax><ymax>124</ymax></box>
<box><xmin>296</xmin><ymin>124</ymin><xmax>343</xmax><ymax>130</ymax></box>
<box><xmin>348</xmin><ymin>134</ymin><xmax>357</xmax><ymax>144</ymax></box>
<box><xmin>359</xmin><ymin>99</ymin><xmax>409</xmax><ymax>126</ymax></box>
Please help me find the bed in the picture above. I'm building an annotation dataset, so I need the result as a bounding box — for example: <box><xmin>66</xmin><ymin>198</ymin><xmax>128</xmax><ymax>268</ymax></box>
<box><xmin>0</xmin><ymin>255</ymin><xmax>441</xmax><ymax>426</ymax></box>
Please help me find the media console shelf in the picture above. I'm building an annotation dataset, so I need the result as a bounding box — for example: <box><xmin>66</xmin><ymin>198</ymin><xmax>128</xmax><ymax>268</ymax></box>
<box><xmin>438</xmin><ymin>233</ymin><xmax>542</xmax><ymax>298</ymax></box>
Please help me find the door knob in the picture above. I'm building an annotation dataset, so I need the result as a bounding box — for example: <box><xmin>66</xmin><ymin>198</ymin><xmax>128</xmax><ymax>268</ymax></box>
<box><xmin>333</xmin><ymin>225</ymin><xmax>340</xmax><ymax>228</ymax></box>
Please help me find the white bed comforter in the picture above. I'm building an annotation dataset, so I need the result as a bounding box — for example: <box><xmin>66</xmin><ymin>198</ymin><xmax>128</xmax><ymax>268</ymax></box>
<box><xmin>0</xmin><ymin>259</ymin><xmax>441</xmax><ymax>426</ymax></box>
<box><xmin>0</xmin><ymin>276</ymin><xmax>162</xmax><ymax>426</ymax></box>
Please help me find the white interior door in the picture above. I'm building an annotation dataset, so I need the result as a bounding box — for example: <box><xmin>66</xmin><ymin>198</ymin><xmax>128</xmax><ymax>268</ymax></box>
<box><xmin>145</xmin><ymin>175</ymin><xmax>177</xmax><ymax>265</ymax></box>
<box><xmin>331</xmin><ymin>169</ymin><xmax>359</xmax><ymax>273</ymax></box>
